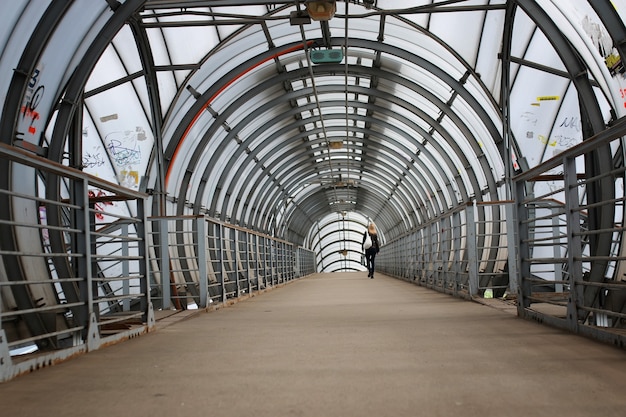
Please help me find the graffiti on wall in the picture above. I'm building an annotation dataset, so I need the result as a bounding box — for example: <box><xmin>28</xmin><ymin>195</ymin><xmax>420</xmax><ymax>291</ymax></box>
<box><xmin>103</xmin><ymin>126</ymin><xmax>147</xmax><ymax>189</ymax></box>
<box><xmin>19</xmin><ymin>67</ymin><xmax>45</xmax><ymax>138</ymax></box>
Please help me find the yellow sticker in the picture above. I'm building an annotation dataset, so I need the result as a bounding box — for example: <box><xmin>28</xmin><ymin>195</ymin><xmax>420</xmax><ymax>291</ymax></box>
<box><xmin>537</xmin><ymin>96</ymin><xmax>560</xmax><ymax>101</ymax></box>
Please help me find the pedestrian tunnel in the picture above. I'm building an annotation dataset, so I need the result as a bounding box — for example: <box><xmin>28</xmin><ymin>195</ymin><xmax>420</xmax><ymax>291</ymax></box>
<box><xmin>3</xmin><ymin>1</ymin><xmax>626</xmax><ymax>382</ymax></box>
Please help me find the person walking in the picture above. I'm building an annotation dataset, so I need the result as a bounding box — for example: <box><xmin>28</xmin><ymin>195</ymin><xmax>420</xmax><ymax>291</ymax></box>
<box><xmin>362</xmin><ymin>222</ymin><xmax>380</xmax><ymax>278</ymax></box>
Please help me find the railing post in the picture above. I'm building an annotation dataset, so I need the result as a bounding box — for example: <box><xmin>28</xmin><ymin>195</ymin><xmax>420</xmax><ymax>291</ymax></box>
<box><xmin>255</xmin><ymin>234</ymin><xmax>261</xmax><ymax>288</ymax></box>
<box><xmin>452</xmin><ymin>210</ymin><xmax>462</xmax><ymax>295</ymax></box>
<box><xmin>564</xmin><ymin>155</ymin><xmax>584</xmax><ymax>332</ymax></box>
<box><xmin>244</xmin><ymin>230</ymin><xmax>251</xmax><ymax>293</ymax></box>
<box><xmin>466</xmin><ymin>203</ymin><xmax>479</xmax><ymax>297</ymax></box>
<box><xmin>122</xmin><ymin>223</ymin><xmax>130</xmax><ymax>312</ymax></box>
<box><xmin>159</xmin><ymin>218</ymin><xmax>171</xmax><ymax>309</ymax></box>
<box><xmin>75</xmin><ymin>177</ymin><xmax>94</xmax><ymax>339</ymax></box>
<box><xmin>505</xmin><ymin>202</ymin><xmax>519</xmax><ymax>296</ymax></box>
<box><xmin>296</xmin><ymin>247</ymin><xmax>301</xmax><ymax>278</ymax></box>
<box><xmin>196</xmin><ymin>217</ymin><xmax>208</xmax><ymax>308</ymax></box>
<box><xmin>551</xmin><ymin>206</ymin><xmax>564</xmax><ymax>293</ymax></box>
<box><xmin>231</xmin><ymin>229</ymin><xmax>241</xmax><ymax>298</ymax></box>
<box><xmin>219</xmin><ymin>223</ymin><xmax>226</xmax><ymax>302</ymax></box>
<box><xmin>136</xmin><ymin>198</ymin><xmax>152</xmax><ymax>327</ymax></box>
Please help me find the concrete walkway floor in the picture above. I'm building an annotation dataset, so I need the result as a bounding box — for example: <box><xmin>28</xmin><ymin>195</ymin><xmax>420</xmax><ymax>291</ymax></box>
<box><xmin>2</xmin><ymin>272</ymin><xmax>626</xmax><ymax>417</ymax></box>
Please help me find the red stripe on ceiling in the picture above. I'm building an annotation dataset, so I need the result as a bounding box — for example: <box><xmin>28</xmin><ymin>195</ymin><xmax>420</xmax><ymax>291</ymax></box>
<box><xmin>165</xmin><ymin>42</ymin><xmax>313</xmax><ymax>188</ymax></box>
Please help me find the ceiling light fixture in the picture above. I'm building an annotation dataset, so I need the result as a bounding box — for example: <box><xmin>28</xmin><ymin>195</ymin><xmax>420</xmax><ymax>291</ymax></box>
<box><xmin>306</xmin><ymin>1</ymin><xmax>336</xmax><ymax>21</ymax></box>
<box><xmin>310</xmin><ymin>48</ymin><xmax>343</xmax><ymax>64</ymax></box>
<box><xmin>289</xmin><ymin>10</ymin><xmax>311</xmax><ymax>25</ymax></box>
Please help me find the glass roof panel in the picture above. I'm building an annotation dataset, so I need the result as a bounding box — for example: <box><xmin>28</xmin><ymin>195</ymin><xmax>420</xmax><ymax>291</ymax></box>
<box><xmin>428</xmin><ymin>9</ymin><xmax>485</xmax><ymax>66</ymax></box>
<box><xmin>509</xmin><ymin>69</ymin><xmax>572</xmax><ymax>169</ymax></box>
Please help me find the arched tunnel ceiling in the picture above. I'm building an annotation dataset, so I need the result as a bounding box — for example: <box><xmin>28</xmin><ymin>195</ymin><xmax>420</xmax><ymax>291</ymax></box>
<box><xmin>154</xmin><ymin>2</ymin><xmax>507</xmax><ymax>243</ymax></box>
<box><xmin>2</xmin><ymin>0</ymin><xmax>626</xmax><ymax>271</ymax></box>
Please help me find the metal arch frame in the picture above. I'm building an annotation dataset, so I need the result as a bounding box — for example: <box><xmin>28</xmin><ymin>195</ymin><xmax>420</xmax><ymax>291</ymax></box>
<box><xmin>588</xmin><ymin>0</ymin><xmax>626</xmax><ymax>66</ymax></box>
<box><xmin>127</xmin><ymin>16</ymin><xmax>168</xmax><ymax>215</ymax></box>
<box><xmin>139</xmin><ymin>3</ymin><xmax>498</xmax><ymax>254</ymax></box>
<box><xmin>304</xmin><ymin>211</ymin><xmax>371</xmax><ymax>249</ymax></box>
<box><xmin>0</xmin><ymin>0</ymin><xmax>147</xmax><ymax>348</ymax></box>
<box><xmin>284</xmin><ymin>187</ymin><xmax>397</xmax><ymax>246</ymax></box>
<box><xmin>146</xmin><ymin>0</ymin><xmax>616</xmax><ymax>290</ymax></box>
<box><xmin>272</xmin><ymin>146</ymin><xmax>428</xmax><ymax>236</ymax></box>
<box><xmin>170</xmin><ymin>50</ymin><xmax>499</xmax><ymax>212</ymax></box>
<box><xmin>261</xmin><ymin>129</ymin><xmax>441</xmax><ymax>237</ymax></box>
<box><xmin>0</xmin><ymin>0</ymin><xmax>74</xmax><ymax>350</ymax></box>
<box><xmin>273</xmin><ymin>172</ymin><xmax>410</xmax><ymax>240</ymax></box>
<box><xmin>513</xmin><ymin>0</ymin><xmax>614</xmax><ymax>318</ymax></box>
<box><xmin>265</xmin><ymin>168</ymin><xmax>416</xmax><ymax>237</ymax></box>
<box><xmin>187</xmin><ymin>108</ymin><xmax>423</xmax><ymax>234</ymax></box>
<box><xmin>214</xmin><ymin>113</ymin><xmax>439</xmax><ymax>234</ymax></box>
<box><xmin>230</xmin><ymin>122</ymin><xmax>428</xmax><ymax>239</ymax></box>
<box><xmin>312</xmin><ymin>214</ymin><xmax>377</xmax><ymax>272</ymax></box>
<box><xmin>198</xmin><ymin>115</ymin><xmax>486</xmax><ymax>244</ymax></box>
<box><xmin>163</xmin><ymin>35</ymin><xmax>501</xmax><ymax>184</ymax></box>
<box><xmin>215</xmin><ymin>94</ymin><xmax>472</xmax><ymax>225</ymax></box>
<box><xmin>213</xmin><ymin>94</ymin><xmax>461</xmax><ymax>226</ymax></box>
<box><xmin>161</xmin><ymin>40</ymin><xmax>312</xmax><ymax>187</ymax></box>
<box><xmin>309</xmin><ymin>214</ymin><xmax>373</xmax><ymax>250</ymax></box>
<box><xmin>0</xmin><ymin>2</ymin><xmax>508</xmax><ymax>306</ymax></box>
<box><xmin>172</xmin><ymin>59</ymin><xmax>502</xmax><ymax>237</ymax></box>
<box><xmin>42</xmin><ymin>0</ymin><xmax>146</xmax><ymax>337</ymax></box>
<box><xmin>318</xmin><ymin>248</ymin><xmax>367</xmax><ymax>271</ymax></box>
<box><xmin>155</xmin><ymin>6</ymin><xmax>501</xmax><ymax>187</ymax></box>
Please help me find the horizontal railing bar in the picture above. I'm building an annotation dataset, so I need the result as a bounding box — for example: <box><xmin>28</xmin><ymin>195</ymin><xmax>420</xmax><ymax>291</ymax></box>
<box><xmin>0</xmin><ymin>278</ymin><xmax>83</xmax><ymax>286</ymax></box>
<box><xmin>97</xmin><ymin>311</ymin><xmax>144</xmax><ymax>326</ymax></box>
<box><xmin>1</xmin><ymin>301</ymin><xmax>84</xmax><ymax>318</ymax></box>
<box><xmin>0</xmin><ymin>251</ymin><xmax>84</xmax><ymax>258</ymax></box>
<box><xmin>7</xmin><ymin>326</ymin><xmax>85</xmax><ymax>349</ymax></box>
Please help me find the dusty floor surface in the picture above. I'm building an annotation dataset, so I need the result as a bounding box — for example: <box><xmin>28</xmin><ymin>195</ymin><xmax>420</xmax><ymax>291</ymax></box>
<box><xmin>2</xmin><ymin>272</ymin><xmax>626</xmax><ymax>417</ymax></box>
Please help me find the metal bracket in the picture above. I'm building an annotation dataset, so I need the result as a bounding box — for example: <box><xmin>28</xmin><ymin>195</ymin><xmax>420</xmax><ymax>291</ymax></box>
<box><xmin>0</xmin><ymin>330</ymin><xmax>13</xmax><ymax>382</ymax></box>
<box><xmin>147</xmin><ymin>302</ymin><xmax>156</xmax><ymax>331</ymax></box>
<box><xmin>86</xmin><ymin>313</ymin><xmax>101</xmax><ymax>352</ymax></box>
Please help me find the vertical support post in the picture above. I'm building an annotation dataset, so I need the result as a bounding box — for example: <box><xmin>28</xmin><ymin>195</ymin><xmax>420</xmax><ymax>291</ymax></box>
<box><xmin>0</xmin><ymin>330</ymin><xmax>13</xmax><ymax>383</ymax></box>
<box><xmin>159</xmin><ymin>218</ymin><xmax>171</xmax><ymax>309</ymax></box>
<box><xmin>564</xmin><ymin>155</ymin><xmax>584</xmax><ymax>332</ymax></box>
<box><xmin>234</xmin><ymin>228</ymin><xmax>240</xmax><ymax>297</ymax></box>
<box><xmin>424</xmin><ymin>226</ymin><xmax>429</xmax><ymax>281</ymax></box>
<box><xmin>255</xmin><ymin>234</ymin><xmax>262</xmax><ymax>289</ymax></box>
<box><xmin>73</xmin><ymin>177</ymin><xmax>90</xmax><ymax>340</ymax></box>
<box><xmin>84</xmin><ymin>179</ymin><xmax>95</xmax><ymax>328</ymax></box>
<box><xmin>505</xmin><ymin>202</ymin><xmax>520</xmax><ymax>296</ymax></box>
<box><xmin>466</xmin><ymin>202</ymin><xmax>479</xmax><ymax>297</ymax></box>
<box><xmin>196</xmin><ymin>217</ymin><xmax>208</xmax><ymax>308</ymax></box>
<box><xmin>244</xmin><ymin>231</ymin><xmax>251</xmax><ymax>292</ymax></box>
<box><xmin>295</xmin><ymin>246</ymin><xmax>301</xmax><ymax>278</ymax></box>
<box><xmin>219</xmin><ymin>224</ymin><xmax>226</xmax><ymax>302</ymax></box>
<box><xmin>410</xmin><ymin>233</ymin><xmax>416</xmax><ymax>280</ymax></box>
<box><xmin>136</xmin><ymin>198</ymin><xmax>152</xmax><ymax>328</ymax></box>
<box><xmin>515</xmin><ymin>178</ymin><xmax>532</xmax><ymax>314</ymax></box>
<box><xmin>452</xmin><ymin>210</ymin><xmax>462</xmax><ymax>295</ymax></box>
<box><xmin>269</xmin><ymin>238</ymin><xmax>274</xmax><ymax>286</ymax></box>
<box><xmin>281</xmin><ymin>242</ymin><xmax>285</xmax><ymax>282</ymax></box>
<box><xmin>551</xmin><ymin>206</ymin><xmax>564</xmax><ymax>293</ymax></box>
<box><xmin>288</xmin><ymin>243</ymin><xmax>293</xmax><ymax>281</ymax></box>
<box><xmin>122</xmin><ymin>223</ymin><xmax>130</xmax><ymax>312</ymax></box>
<box><xmin>276</xmin><ymin>241</ymin><xmax>280</xmax><ymax>283</ymax></box>
<box><xmin>83</xmin><ymin>178</ymin><xmax>98</xmax><ymax>349</ymax></box>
